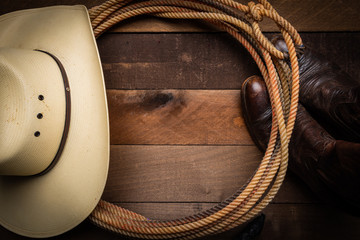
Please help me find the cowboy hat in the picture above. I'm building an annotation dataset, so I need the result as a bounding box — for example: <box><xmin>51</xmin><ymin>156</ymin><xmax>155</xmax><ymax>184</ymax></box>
<box><xmin>0</xmin><ymin>5</ymin><xmax>109</xmax><ymax>237</ymax></box>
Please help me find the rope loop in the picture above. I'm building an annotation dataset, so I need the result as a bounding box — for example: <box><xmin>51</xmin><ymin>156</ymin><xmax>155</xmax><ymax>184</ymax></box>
<box><xmin>246</xmin><ymin>1</ymin><xmax>264</xmax><ymax>22</ymax></box>
<box><xmin>88</xmin><ymin>0</ymin><xmax>302</xmax><ymax>239</ymax></box>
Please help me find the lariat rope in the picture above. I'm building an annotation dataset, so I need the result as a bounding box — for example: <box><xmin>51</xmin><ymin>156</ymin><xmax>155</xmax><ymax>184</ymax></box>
<box><xmin>88</xmin><ymin>0</ymin><xmax>301</xmax><ymax>239</ymax></box>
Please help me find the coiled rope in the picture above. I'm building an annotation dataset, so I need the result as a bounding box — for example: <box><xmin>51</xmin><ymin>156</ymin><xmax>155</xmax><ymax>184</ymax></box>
<box><xmin>88</xmin><ymin>0</ymin><xmax>302</xmax><ymax>239</ymax></box>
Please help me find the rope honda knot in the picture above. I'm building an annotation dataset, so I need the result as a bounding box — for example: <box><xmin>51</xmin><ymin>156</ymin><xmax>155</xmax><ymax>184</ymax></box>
<box><xmin>246</xmin><ymin>1</ymin><xmax>264</xmax><ymax>22</ymax></box>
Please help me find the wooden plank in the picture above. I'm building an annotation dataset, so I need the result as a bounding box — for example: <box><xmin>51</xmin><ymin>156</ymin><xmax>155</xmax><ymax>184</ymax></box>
<box><xmin>99</xmin><ymin>33</ymin><xmax>360</xmax><ymax>89</ymax></box>
<box><xmin>107</xmin><ymin>90</ymin><xmax>254</xmax><ymax>145</ymax></box>
<box><xmin>103</xmin><ymin>145</ymin><xmax>261</xmax><ymax>202</ymax></box>
<box><xmin>99</xmin><ymin>33</ymin><xmax>259</xmax><ymax>90</ymax></box>
<box><xmin>103</xmin><ymin>145</ymin><xmax>316</xmax><ymax>203</ymax></box>
<box><xmin>2</xmin><ymin>1</ymin><xmax>360</xmax><ymax>32</ymax></box>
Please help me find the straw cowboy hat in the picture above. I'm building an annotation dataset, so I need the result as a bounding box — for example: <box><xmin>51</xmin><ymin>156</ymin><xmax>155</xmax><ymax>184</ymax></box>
<box><xmin>0</xmin><ymin>5</ymin><xmax>109</xmax><ymax>238</ymax></box>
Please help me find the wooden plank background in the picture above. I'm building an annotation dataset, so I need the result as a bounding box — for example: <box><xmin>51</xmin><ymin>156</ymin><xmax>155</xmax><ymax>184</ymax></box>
<box><xmin>2</xmin><ymin>0</ymin><xmax>360</xmax><ymax>31</ymax></box>
<box><xmin>1</xmin><ymin>1</ymin><xmax>360</xmax><ymax>240</ymax></box>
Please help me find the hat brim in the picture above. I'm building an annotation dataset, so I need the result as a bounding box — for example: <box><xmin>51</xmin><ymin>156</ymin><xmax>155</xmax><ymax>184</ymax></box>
<box><xmin>0</xmin><ymin>6</ymin><xmax>109</xmax><ymax>237</ymax></box>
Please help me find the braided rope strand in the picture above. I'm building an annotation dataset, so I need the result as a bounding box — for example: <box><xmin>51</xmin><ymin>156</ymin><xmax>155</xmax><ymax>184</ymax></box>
<box><xmin>88</xmin><ymin>0</ymin><xmax>301</xmax><ymax>239</ymax></box>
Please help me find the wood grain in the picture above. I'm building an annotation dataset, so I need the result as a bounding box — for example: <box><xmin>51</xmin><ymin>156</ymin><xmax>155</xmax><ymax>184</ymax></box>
<box><xmin>99</xmin><ymin>33</ymin><xmax>360</xmax><ymax>90</ymax></box>
<box><xmin>104</xmin><ymin>145</ymin><xmax>261</xmax><ymax>202</ymax></box>
<box><xmin>99</xmin><ymin>33</ymin><xmax>259</xmax><ymax>90</ymax></box>
<box><xmin>103</xmin><ymin>145</ymin><xmax>316</xmax><ymax>203</ymax></box>
<box><xmin>107</xmin><ymin>90</ymin><xmax>253</xmax><ymax>145</ymax></box>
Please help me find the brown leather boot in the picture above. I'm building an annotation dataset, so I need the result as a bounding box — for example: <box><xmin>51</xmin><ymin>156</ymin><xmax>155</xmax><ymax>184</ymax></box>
<box><xmin>241</xmin><ymin>76</ymin><xmax>360</xmax><ymax>216</ymax></box>
<box><xmin>272</xmin><ymin>37</ymin><xmax>360</xmax><ymax>143</ymax></box>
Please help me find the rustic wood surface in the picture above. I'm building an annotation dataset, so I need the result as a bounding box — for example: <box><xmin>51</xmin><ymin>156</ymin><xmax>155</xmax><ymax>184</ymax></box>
<box><xmin>1</xmin><ymin>1</ymin><xmax>360</xmax><ymax>240</ymax></box>
<box><xmin>100</xmin><ymin>32</ymin><xmax>360</xmax><ymax>89</ymax></box>
<box><xmin>1</xmin><ymin>0</ymin><xmax>360</xmax><ymax>31</ymax></box>
<box><xmin>104</xmin><ymin>145</ymin><xmax>261</xmax><ymax>202</ymax></box>
<box><xmin>107</xmin><ymin>90</ymin><xmax>253</xmax><ymax>145</ymax></box>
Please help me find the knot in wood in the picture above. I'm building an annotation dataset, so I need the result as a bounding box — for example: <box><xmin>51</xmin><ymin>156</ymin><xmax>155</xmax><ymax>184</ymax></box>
<box><xmin>247</xmin><ymin>2</ymin><xmax>264</xmax><ymax>22</ymax></box>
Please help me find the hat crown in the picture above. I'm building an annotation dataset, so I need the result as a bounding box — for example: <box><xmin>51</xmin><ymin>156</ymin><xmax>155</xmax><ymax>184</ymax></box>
<box><xmin>0</xmin><ymin>47</ymin><xmax>66</xmax><ymax>176</ymax></box>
